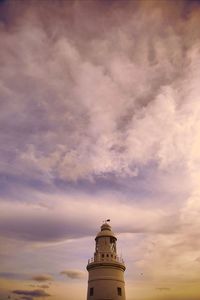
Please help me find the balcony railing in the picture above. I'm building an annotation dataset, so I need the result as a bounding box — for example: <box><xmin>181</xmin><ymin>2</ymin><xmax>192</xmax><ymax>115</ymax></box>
<box><xmin>88</xmin><ymin>255</ymin><xmax>125</xmax><ymax>265</ymax></box>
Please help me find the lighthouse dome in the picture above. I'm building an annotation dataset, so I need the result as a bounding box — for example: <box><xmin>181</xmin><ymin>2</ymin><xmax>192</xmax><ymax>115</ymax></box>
<box><xmin>101</xmin><ymin>222</ymin><xmax>111</xmax><ymax>231</ymax></box>
<box><xmin>95</xmin><ymin>222</ymin><xmax>117</xmax><ymax>240</ymax></box>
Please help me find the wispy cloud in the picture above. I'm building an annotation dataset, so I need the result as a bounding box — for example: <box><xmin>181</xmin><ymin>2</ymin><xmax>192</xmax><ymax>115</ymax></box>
<box><xmin>0</xmin><ymin>194</ymin><xmax>181</xmax><ymax>243</ymax></box>
<box><xmin>31</xmin><ymin>274</ymin><xmax>53</xmax><ymax>282</ymax></box>
<box><xmin>38</xmin><ymin>284</ymin><xmax>50</xmax><ymax>289</ymax></box>
<box><xmin>20</xmin><ymin>297</ymin><xmax>33</xmax><ymax>300</ymax></box>
<box><xmin>12</xmin><ymin>289</ymin><xmax>50</xmax><ymax>298</ymax></box>
<box><xmin>60</xmin><ymin>269</ymin><xmax>86</xmax><ymax>279</ymax></box>
<box><xmin>0</xmin><ymin>0</ymin><xmax>200</xmax><ymax>187</ymax></box>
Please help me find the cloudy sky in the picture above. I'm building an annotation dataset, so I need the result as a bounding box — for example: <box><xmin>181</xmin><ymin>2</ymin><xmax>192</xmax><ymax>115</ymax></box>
<box><xmin>0</xmin><ymin>0</ymin><xmax>200</xmax><ymax>299</ymax></box>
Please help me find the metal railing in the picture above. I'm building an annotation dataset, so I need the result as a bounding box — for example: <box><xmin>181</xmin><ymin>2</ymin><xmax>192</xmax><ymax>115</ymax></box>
<box><xmin>88</xmin><ymin>255</ymin><xmax>124</xmax><ymax>265</ymax></box>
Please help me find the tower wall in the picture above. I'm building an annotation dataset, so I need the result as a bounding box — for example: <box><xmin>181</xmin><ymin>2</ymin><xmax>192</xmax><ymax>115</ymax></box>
<box><xmin>87</xmin><ymin>264</ymin><xmax>125</xmax><ymax>300</ymax></box>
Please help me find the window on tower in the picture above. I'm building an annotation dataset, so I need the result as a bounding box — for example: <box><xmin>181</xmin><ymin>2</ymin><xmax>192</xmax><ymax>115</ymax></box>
<box><xmin>117</xmin><ymin>287</ymin><xmax>122</xmax><ymax>296</ymax></box>
<box><xmin>90</xmin><ymin>287</ymin><xmax>94</xmax><ymax>296</ymax></box>
<box><xmin>110</xmin><ymin>237</ymin><xmax>116</xmax><ymax>252</ymax></box>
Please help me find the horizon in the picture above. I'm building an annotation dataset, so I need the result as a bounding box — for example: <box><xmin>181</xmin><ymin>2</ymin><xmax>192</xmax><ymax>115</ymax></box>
<box><xmin>0</xmin><ymin>0</ymin><xmax>200</xmax><ymax>299</ymax></box>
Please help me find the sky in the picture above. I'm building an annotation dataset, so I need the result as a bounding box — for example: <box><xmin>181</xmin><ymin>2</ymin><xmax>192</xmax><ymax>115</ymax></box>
<box><xmin>0</xmin><ymin>0</ymin><xmax>200</xmax><ymax>299</ymax></box>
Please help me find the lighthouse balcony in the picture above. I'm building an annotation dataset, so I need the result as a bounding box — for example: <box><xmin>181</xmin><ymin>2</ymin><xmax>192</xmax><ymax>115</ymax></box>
<box><xmin>88</xmin><ymin>255</ymin><xmax>125</xmax><ymax>265</ymax></box>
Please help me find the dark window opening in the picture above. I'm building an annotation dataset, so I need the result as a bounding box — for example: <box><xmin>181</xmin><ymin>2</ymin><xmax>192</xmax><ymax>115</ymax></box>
<box><xmin>90</xmin><ymin>287</ymin><xmax>94</xmax><ymax>296</ymax></box>
<box><xmin>107</xmin><ymin>254</ymin><xmax>109</xmax><ymax>257</ymax></box>
<box><xmin>117</xmin><ymin>287</ymin><xmax>122</xmax><ymax>296</ymax></box>
<box><xmin>110</xmin><ymin>237</ymin><xmax>115</xmax><ymax>243</ymax></box>
<box><xmin>102</xmin><ymin>254</ymin><xmax>104</xmax><ymax>258</ymax></box>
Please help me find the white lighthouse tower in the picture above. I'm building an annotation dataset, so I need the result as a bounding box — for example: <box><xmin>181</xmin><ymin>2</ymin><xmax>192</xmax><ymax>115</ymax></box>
<box><xmin>86</xmin><ymin>221</ymin><xmax>126</xmax><ymax>300</ymax></box>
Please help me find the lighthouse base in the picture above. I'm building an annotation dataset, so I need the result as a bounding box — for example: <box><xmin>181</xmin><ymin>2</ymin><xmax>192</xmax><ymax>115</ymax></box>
<box><xmin>87</xmin><ymin>263</ymin><xmax>126</xmax><ymax>300</ymax></box>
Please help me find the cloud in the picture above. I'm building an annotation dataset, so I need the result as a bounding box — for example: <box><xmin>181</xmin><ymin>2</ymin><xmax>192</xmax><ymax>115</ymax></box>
<box><xmin>12</xmin><ymin>289</ymin><xmax>50</xmax><ymax>297</ymax></box>
<box><xmin>38</xmin><ymin>284</ymin><xmax>50</xmax><ymax>289</ymax></box>
<box><xmin>0</xmin><ymin>0</ymin><xmax>200</xmax><ymax>188</ymax></box>
<box><xmin>0</xmin><ymin>194</ymin><xmax>181</xmax><ymax>243</ymax></box>
<box><xmin>31</xmin><ymin>274</ymin><xmax>53</xmax><ymax>282</ymax></box>
<box><xmin>60</xmin><ymin>269</ymin><xmax>86</xmax><ymax>279</ymax></box>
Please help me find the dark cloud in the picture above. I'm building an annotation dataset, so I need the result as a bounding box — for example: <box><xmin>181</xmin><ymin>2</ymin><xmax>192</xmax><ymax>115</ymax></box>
<box><xmin>21</xmin><ymin>297</ymin><xmax>33</xmax><ymax>300</ymax></box>
<box><xmin>0</xmin><ymin>204</ymin><xmax>93</xmax><ymax>241</ymax></box>
<box><xmin>12</xmin><ymin>289</ymin><xmax>50</xmax><ymax>298</ymax></box>
<box><xmin>60</xmin><ymin>269</ymin><xmax>86</xmax><ymax>279</ymax></box>
<box><xmin>31</xmin><ymin>274</ymin><xmax>53</xmax><ymax>282</ymax></box>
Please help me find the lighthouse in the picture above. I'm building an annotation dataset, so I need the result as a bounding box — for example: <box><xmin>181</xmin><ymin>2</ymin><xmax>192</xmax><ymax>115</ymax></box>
<box><xmin>86</xmin><ymin>221</ymin><xmax>126</xmax><ymax>300</ymax></box>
